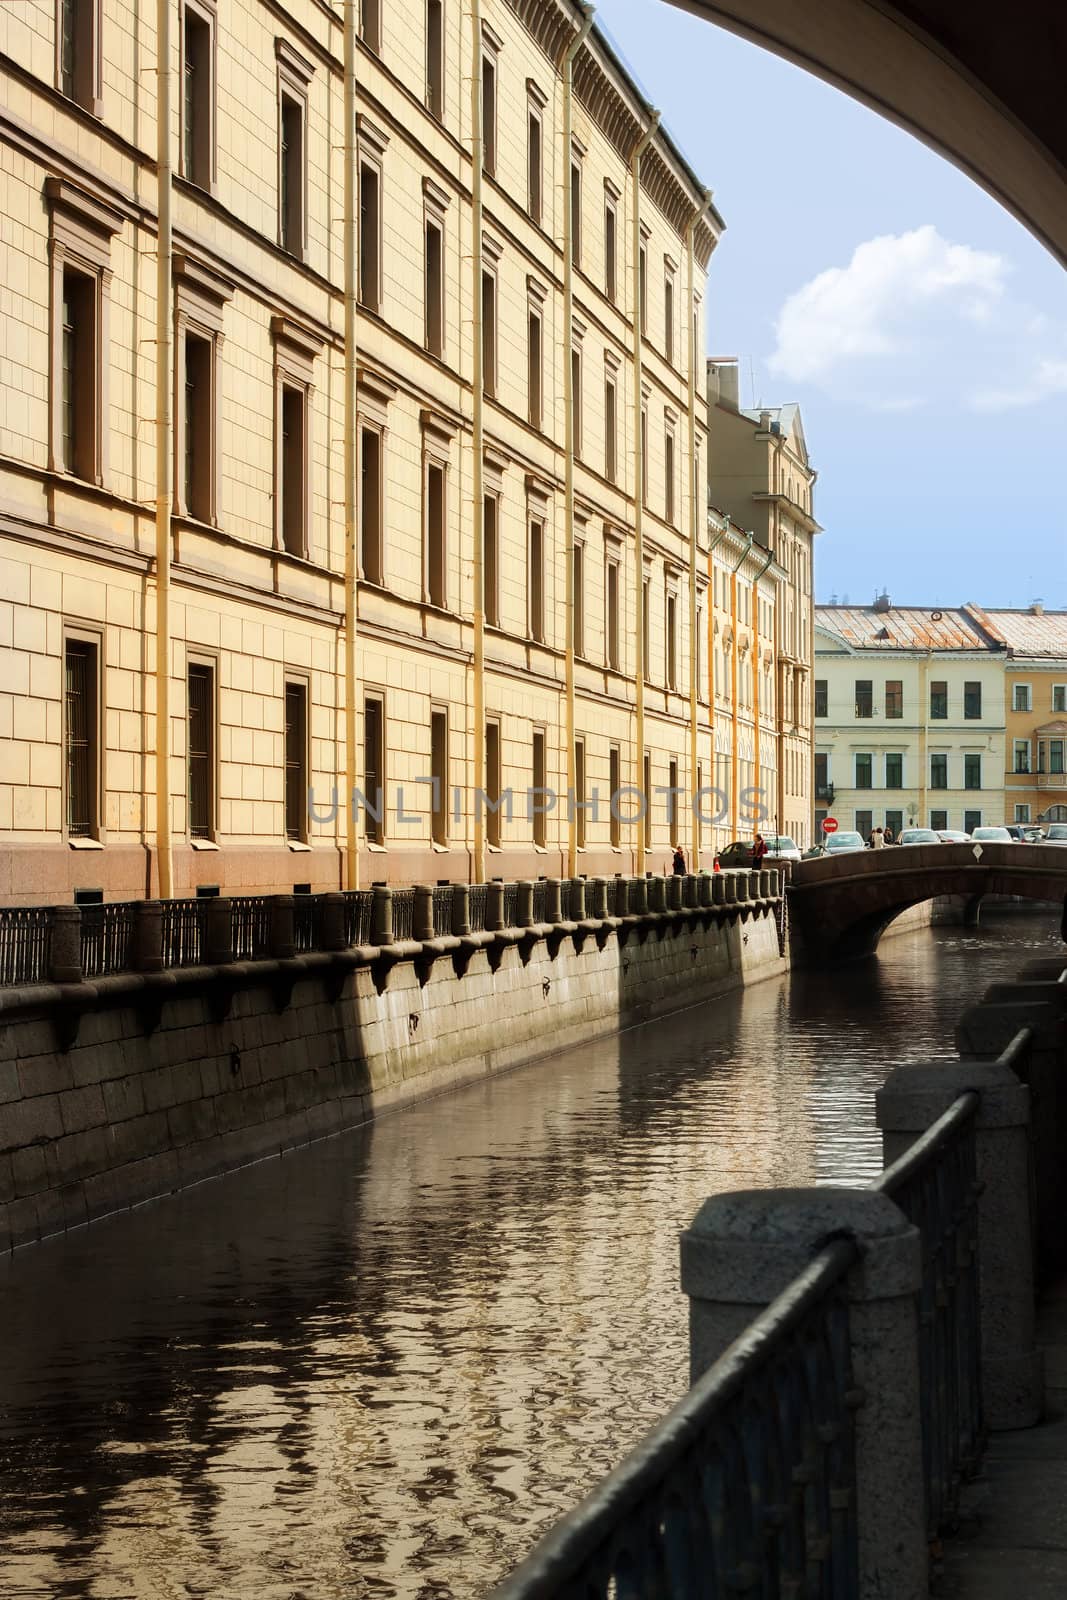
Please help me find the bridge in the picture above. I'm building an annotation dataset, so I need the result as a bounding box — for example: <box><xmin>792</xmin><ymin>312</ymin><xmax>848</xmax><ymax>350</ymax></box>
<box><xmin>788</xmin><ymin>842</ymin><xmax>1067</xmax><ymax>961</ymax></box>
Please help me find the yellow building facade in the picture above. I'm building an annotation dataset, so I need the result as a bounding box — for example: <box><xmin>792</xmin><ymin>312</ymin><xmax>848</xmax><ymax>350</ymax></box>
<box><xmin>974</xmin><ymin>608</ymin><xmax>1067</xmax><ymax>826</ymax></box>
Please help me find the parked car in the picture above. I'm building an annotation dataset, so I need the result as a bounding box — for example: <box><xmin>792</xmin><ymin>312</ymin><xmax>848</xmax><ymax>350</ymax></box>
<box><xmin>763</xmin><ymin>834</ymin><xmax>802</xmax><ymax>864</ymax></box>
<box><xmin>898</xmin><ymin>828</ymin><xmax>943</xmax><ymax>845</ymax></box>
<box><xmin>1006</xmin><ymin>824</ymin><xmax>1045</xmax><ymax>843</ymax></box>
<box><xmin>1039</xmin><ymin>823</ymin><xmax>1067</xmax><ymax>847</ymax></box>
<box><xmin>971</xmin><ymin>826</ymin><xmax>1014</xmax><ymax>844</ymax></box>
<box><xmin>806</xmin><ymin>831</ymin><xmax>867</xmax><ymax>857</ymax></box>
<box><xmin>936</xmin><ymin>830</ymin><xmax>972</xmax><ymax>843</ymax></box>
<box><xmin>716</xmin><ymin>834</ymin><xmax>802</xmax><ymax>868</ymax></box>
<box><xmin>717</xmin><ymin>840</ymin><xmax>755</xmax><ymax>868</ymax></box>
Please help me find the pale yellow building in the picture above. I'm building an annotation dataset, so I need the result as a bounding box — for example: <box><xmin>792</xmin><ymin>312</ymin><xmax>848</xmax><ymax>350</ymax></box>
<box><xmin>707</xmin><ymin>361</ymin><xmax>818</xmax><ymax>849</ymax></box>
<box><xmin>0</xmin><ymin>0</ymin><xmax>735</xmax><ymax>901</ymax></box>
<box><xmin>968</xmin><ymin>606</ymin><xmax>1067</xmax><ymax>827</ymax></box>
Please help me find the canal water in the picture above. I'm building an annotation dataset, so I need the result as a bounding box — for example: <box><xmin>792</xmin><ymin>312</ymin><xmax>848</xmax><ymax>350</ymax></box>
<box><xmin>0</xmin><ymin>913</ymin><xmax>1061</xmax><ymax>1599</ymax></box>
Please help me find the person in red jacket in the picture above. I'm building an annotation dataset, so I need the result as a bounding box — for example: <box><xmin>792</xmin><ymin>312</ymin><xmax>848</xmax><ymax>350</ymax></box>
<box><xmin>752</xmin><ymin>834</ymin><xmax>768</xmax><ymax>867</ymax></box>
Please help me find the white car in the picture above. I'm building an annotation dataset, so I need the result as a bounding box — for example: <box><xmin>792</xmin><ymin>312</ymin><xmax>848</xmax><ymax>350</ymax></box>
<box><xmin>1039</xmin><ymin>823</ymin><xmax>1067</xmax><ymax>847</ymax></box>
<box><xmin>937</xmin><ymin>830</ymin><xmax>972</xmax><ymax>843</ymax></box>
<box><xmin>971</xmin><ymin>826</ymin><xmax>1014</xmax><ymax>844</ymax></box>
<box><xmin>898</xmin><ymin>828</ymin><xmax>942</xmax><ymax>845</ymax></box>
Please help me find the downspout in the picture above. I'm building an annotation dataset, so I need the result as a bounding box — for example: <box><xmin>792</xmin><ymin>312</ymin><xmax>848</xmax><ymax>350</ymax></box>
<box><xmin>631</xmin><ymin>109</ymin><xmax>659</xmax><ymax>870</ymax></box>
<box><xmin>749</xmin><ymin>545</ymin><xmax>773</xmax><ymax>835</ymax></box>
<box><xmin>686</xmin><ymin>190</ymin><xmax>712</xmax><ymax>869</ymax></box>
<box><xmin>343</xmin><ymin>0</ymin><xmax>359</xmax><ymax>889</ymax></box>
<box><xmin>561</xmin><ymin>2</ymin><xmax>595</xmax><ymax>880</ymax></box>
<box><xmin>154</xmin><ymin>0</ymin><xmax>173</xmax><ymax>899</ymax></box>
<box><xmin>471</xmin><ymin>0</ymin><xmax>485</xmax><ymax>884</ymax></box>
<box><xmin>729</xmin><ymin>530</ymin><xmax>753</xmax><ymax>838</ymax></box>
<box><xmin>707</xmin><ymin>522</ymin><xmax>728</xmax><ymax>845</ymax></box>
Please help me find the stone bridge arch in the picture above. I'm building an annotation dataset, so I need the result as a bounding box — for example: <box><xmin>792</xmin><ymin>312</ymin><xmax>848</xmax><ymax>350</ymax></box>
<box><xmin>788</xmin><ymin>844</ymin><xmax>1067</xmax><ymax>963</ymax></box>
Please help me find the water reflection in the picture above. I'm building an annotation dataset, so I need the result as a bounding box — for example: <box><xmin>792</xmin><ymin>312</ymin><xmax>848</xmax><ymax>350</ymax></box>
<box><xmin>0</xmin><ymin>916</ymin><xmax>1059</xmax><ymax>1597</ymax></box>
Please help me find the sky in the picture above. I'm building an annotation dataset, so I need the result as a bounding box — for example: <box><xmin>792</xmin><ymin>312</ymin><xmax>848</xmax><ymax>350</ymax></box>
<box><xmin>595</xmin><ymin>0</ymin><xmax>1067</xmax><ymax>611</ymax></box>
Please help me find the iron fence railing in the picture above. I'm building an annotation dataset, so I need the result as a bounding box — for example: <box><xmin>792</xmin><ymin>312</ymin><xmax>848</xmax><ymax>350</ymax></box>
<box><xmin>530</xmin><ymin>881</ymin><xmax>547</xmax><ymax>925</ymax></box>
<box><xmin>231</xmin><ymin>896</ymin><xmax>272</xmax><ymax>961</ymax></box>
<box><xmin>0</xmin><ymin>907</ymin><xmax>52</xmax><ymax>986</ymax></box>
<box><xmin>873</xmin><ymin>1091</ymin><xmax>982</xmax><ymax>1539</ymax></box>
<box><xmin>161</xmin><ymin>899</ymin><xmax>206</xmax><ymax>968</ymax></box>
<box><xmin>468</xmin><ymin>883</ymin><xmax>489</xmax><ymax>933</ymax></box>
<box><xmin>293</xmin><ymin>896</ymin><xmax>320</xmax><ymax>953</ymax></box>
<box><xmin>502</xmin><ymin>882</ymin><xmax>518</xmax><ymax>928</ymax></box>
<box><xmin>343</xmin><ymin>890</ymin><xmax>373</xmax><ymax>947</ymax></box>
<box><xmin>432</xmin><ymin>885</ymin><xmax>453</xmax><ymax>935</ymax></box>
<box><xmin>80</xmin><ymin>902</ymin><xmax>136</xmax><ymax>979</ymax></box>
<box><xmin>391</xmin><ymin>888</ymin><xmax>414</xmax><ymax>942</ymax></box>
<box><xmin>490</xmin><ymin>1239</ymin><xmax>860</xmax><ymax>1598</ymax></box>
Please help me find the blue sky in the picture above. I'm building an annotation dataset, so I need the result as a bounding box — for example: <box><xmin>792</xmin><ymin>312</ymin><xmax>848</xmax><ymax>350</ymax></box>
<box><xmin>595</xmin><ymin>0</ymin><xmax>1067</xmax><ymax>610</ymax></box>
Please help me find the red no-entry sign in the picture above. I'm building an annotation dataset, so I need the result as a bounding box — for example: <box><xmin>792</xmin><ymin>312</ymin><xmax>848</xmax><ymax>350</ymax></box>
<box><xmin>822</xmin><ymin>817</ymin><xmax>839</xmax><ymax>834</ymax></box>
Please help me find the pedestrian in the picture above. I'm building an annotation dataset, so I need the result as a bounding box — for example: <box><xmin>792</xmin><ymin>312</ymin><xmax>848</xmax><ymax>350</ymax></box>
<box><xmin>672</xmin><ymin>843</ymin><xmax>686</xmax><ymax>875</ymax></box>
<box><xmin>883</xmin><ymin>826</ymin><xmax>895</xmax><ymax>846</ymax></box>
<box><xmin>871</xmin><ymin>827</ymin><xmax>886</xmax><ymax>850</ymax></box>
<box><xmin>752</xmin><ymin>833</ymin><xmax>768</xmax><ymax>867</ymax></box>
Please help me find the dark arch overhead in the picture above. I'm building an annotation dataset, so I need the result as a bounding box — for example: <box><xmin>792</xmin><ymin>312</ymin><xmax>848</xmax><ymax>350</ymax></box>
<box><xmin>666</xmin><ymin>0</ymin><xmax>1067</xmax><ymax>267</ymax></box>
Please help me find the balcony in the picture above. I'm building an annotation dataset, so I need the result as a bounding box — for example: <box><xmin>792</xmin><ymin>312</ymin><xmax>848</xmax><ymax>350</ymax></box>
<box><xmin>1036</xmin><ymin>771</ymin><xmax>1067</xmax><ymax>790</ymax></box>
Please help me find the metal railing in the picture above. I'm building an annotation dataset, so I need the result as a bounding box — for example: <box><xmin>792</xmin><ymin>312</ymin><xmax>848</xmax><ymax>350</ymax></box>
<box><xmin>468</xmin><ymin>883</ymin><xmax>489</xmax><ymax>933</ymax></box>
<box><xmin>343</xmin><ymin>890</ymin><xmax>373</xmax><ymax>947</ymax></box>
<box><xmin>530</xmin><ymin>881</ymin><xmax>547</xmax><ymax>924</ymax></box>
<box><xmin>231</xmin><ymin>896</ymin><xmax>272</xmax><ymax>961</ymax></box>
<box><xmin>80</xmin><ymin>902</ymin><xmax>136</xmax><ymax>979</ymax></box>
<box><xmin>293</xmin><ymin>896</ymin><xmax>320</xmax><ymax>953</ymax></box>
<box><xmin>491</xmin><ymin>1239</ymin><xmax>860</xmax><ymax>1599</ymax></box>
<box><xmin>432</xmin><ymin>885</ymin><xmax>453</xmax><ymax>936</ymax></box>
<box><xmin>391</xmin><ymin>888</ymin><xmax>414</xmax><ymax>942</ymax></box>
<box><xmin>874</xmin><ymin>1091</ymin><xmax>983</xmax><ymax>1538</ymax></box>
<box><xmin>0</xmin><ymin>907</ymin><xmax>52</xmax><ymax>986</ymax></box>
<box><xmin>161</xmin><ymin>899</ymin><xmax>206</xmax><ymax>967</ymax></box>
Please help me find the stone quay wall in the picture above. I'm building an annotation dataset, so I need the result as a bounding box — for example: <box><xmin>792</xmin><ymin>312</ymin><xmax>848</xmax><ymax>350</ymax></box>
<box><xmin>0</xmin><ymin>884</ymin><xmax>786</xmax><ymax>1253</ymax></box>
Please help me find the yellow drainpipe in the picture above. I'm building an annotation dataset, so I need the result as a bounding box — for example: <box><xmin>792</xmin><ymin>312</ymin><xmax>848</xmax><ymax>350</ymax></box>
<box><xmin>342</xmin><ymin>0</ymin><xmax>359</xmax><ymax>890</ymax></box>
<box><xmin>630</xmin><ymin>109</ymin><xmax>659</xmax><ymax>871</ymax></box>
<box><xmin>471</xmin><ymin>0</ymin><xmax>485</xmax><ymax>884</ymax></box>
<box><xmin>686</xmin><ymin>190</ymin><xmax>712</xmax><ymax>870</ymax></box>
<box><xmin>729</xmin><ymin>530</ymin><xmax>753</xmax><ymax>838</ymax></box>
<box><xmin>562</xmin><ymin>3</ymin><xmax>595</xmax><ymax>880</ymax></box>
<box><xmin>154</xmin><ymin>0</ymin><xmax>173</xmax><ymax>899</ymax></box>
<box><xmin>749</xmin><ymin>545</ymin><xmax>773</xmax><ymax>836</ymax></box>
<box><xmin>707</xmin><ymin>523</ymin><xmax>728</xmax><ymax>842</ymax></box>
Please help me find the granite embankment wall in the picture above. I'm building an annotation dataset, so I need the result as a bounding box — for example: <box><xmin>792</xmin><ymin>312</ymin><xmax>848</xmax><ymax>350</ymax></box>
<box><xmin>0</xmin><ymin>891</ymin><xmax>785</xmax><ymax>1252</ymax></box>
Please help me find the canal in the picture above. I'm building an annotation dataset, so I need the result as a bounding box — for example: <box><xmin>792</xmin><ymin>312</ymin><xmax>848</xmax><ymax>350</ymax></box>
<box><xmin>0</xmin><ymin>912</ymin><xmax>1061</xmax><ymax>1599</ymax></box>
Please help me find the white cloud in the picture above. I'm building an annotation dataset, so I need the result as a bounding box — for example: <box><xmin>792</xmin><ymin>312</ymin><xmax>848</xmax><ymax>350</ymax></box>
<box><xmin>768</xmin><ymin>225</ymin><xmax>1006</xmax><ymax>387</ymax></box>
<box><xmin>970</xmin><ymin>358</ymin><xmax>1067</xmax><ymax>412</ymax></box>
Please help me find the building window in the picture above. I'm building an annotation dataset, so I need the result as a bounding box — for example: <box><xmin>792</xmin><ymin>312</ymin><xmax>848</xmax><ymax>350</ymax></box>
<box><xmin>964</xmin><ymin>681</ymin><xmax>982</xmax><ymax>720</ymax></box>
<box><xmin>1054</xmin><ymin>685</ymin><xmax>1067</xmax><ymax>714</ymax></box>
<box><xmin>1015</xmin><ymin>802</ymin><xmax>1031</xmax><ymax>824</ymax></box>
<box><xmin>58</xmin><ymin>0</ymin><xmax>100</xmax><ymax>112</ymax></box>
<box><xmin>532</xmin><ymin>728</ymin><xmax>547</xmax><ymax>847</ymax></box>
<box><xmin>854</xmin><ymin>680</ymin><xmax>873</xmax><ymax>718</ymax></box>
<box><xmin>609</xmin><ymin>746</ymin><xmax>621</xmax><ymax>847</ymax></box>
<box><xmin>930</xmin><ymin>681</ymin><xmax>948</xmax><ymax>719</ymax></box>
<box><xmin>570</xmin><ymin>156</ymin><xmax>583</xmax><ymax>266</ymax></box>
<box><xmin>527</xmin><ymin>105</ymin><xmax>542</xmax><ymax>222</ymax></box>
<box><xmin>182</xmin><ymin>2</ymin><xmax>215</xmax><ymax>189</ymax></box>
<box><xmin>571</xmin><ymin>346</ymin><xmax>582</xmax><ymax>458</ymax></box>
<box><xmin>1014</xmin><ymin>683</ymin><xmax>1032</xmax><ymax>712</ymax></box>
<box><xmin>528</xmin><ymin>516</ymin><xmax>544</xmax><ymax>642</ymax></box>
<box><xmin>664</xmin><ymin>269</ymin><xmax>674</xmax><ymax>364</ymax></box>
<box><xmin>638</xmin><ymin>237</ymin><xmax>647</xmax><ymax>335</ymax></box>
<box><xmin>481</xmin><ymin>269</ymin><xmax>497</xmax><ymax>396</ymax></box>
<box><xmin>179</xmin><ymin>332</ymin><xmax>215</xmax><ymax>525</ymax></box>
<box><xmin>855</xmin><ymin>752</ymin><xmax>873</xmax><ymax>789</ymax></box>
<box><xmin>886</xmin><ymin>808</ymin><xmax>903</xmax><ymax>839</ymax></box>
<box><xmin>814</xmin><ymin>679</ymin><xmax>828</xmax><ymax>718</ymax></box>
<box><xmin>667</xmin><ymin>758</ymin><xmax>679</xmax><ymax>841</ymax></box>
<box><xmin>279</xmin><ymin>93</ymin><xmax>306</xmax><ymax>256</ymax></box>
<box><xmin>485</xmin><ymin>720</ymin><xmax>502</xmax><ymax>847</ymax></box>
<box><xmin>279</xmin><ymin>386</ymin><xmax>307</xmax><ymax>558</ymax></box>
<box><xmin>359</xmin><ymin>160</ymin><xmax>381</xmax><ymax>312</ymax></box>
<box><xmin>483</xmin><ymin>493</ymin><xmax>499</xmax><ymax>626</ymax></box>
<box><xmin>964</xmin><ymin>753</ymin><xmax>982</xmax><ymax>790</ymax></box>
<box><xmin>930</xmin><ymin>809</ymin><xmax>948</xmax><ymax>832</ymax></box>
<box><xmin>187</xmin><ymin>661</ymin><xmax>215</xmax><ymax>840</ymax></box>
<box><xmin>604</xmin><ymin>372</ymin><xmax>617</xmax><ymax>482</ymax></box>
<box><xmin>65</xmin><ymin>637</ymin><xmax>99</xmax><ymax>838</ymax></box>
<box><xmin>643</xmin><ymin>750</ymin><xmax>652</xmax><ymax>852</ymax></box>
<box><xmin>284</xmin><ymin>681</ymin><xmax>308</xmax><ymax>841</ymax></box>
<box><xmin>666</xmin><ymin>591</ymin><xmax>678</xmax><ymax>690</ymax></box>
<box><xmin>425</xmin><ymin>460</ymin><xmax>446</xmax><ymax>608</ymax></box>
<box><xmin>528</xmin><ymin>309</ymin><xmax>542</xmax><ymax>427</ymax></box>
<box><xmin>606</xmin><ymin>555</ymin><xmax>619</xmax><ymax>670</ymax></box>
<box><xmin>573</xmin><ymin>542</ymin><xmax>585</xmax><ymax>658</ymax></box>
<box><xmin>814</xmin><ymin>752</ymin><xmax>829</xmax><ymax>800</ymax></box>
<box><xmin>361</xmin><ymin>0</ymin><xmax>381</xmax><ymax>52</ymax></box>
<box><xmin>360</xmin><ymin>426</ymin><xmax>384</xmax><ymax>584</ymax></box>
<box><xmin>1051</xmin><ymin>739</ymin><xmax>1065</xmax><ymax>775</ymax></box>
<box><xmin>431</xmin><ymin>708</ymin><xmax>448</xmax><ymax>844</ymax></box>
<box><xmin>664</xmin><ymin>424</ymin><xmax>675</xmax><ymax>523</ymax></box>
<box><xmin>60</xmin><ymin>268</ymin><xmax>98</xmax><ymax>481</ymax></box>
<box><xmin>423</xmin><ymin>217</ymin><xmax>445</xmax><ymax>358</ymax></box>
<box><xmin>885</xmin><ymin>679</ymin><xmax>903</xmax><ymax>719</ymax></box>
<box><xmin>1014</xmin><ymin>738</ymin><xmax>1031</xmax><ymax>774</ymax></box>
<box><xmin>574</xmin><ymin>738</ymin><xmax>587</xmax><ymax>849</ymax></box>
<box><xmin>930</xmin><ymin>753</ymin><xmax>948</xmax><ymax>789</ymax></box>
<box><xmin>604</xmin><ymin>192</ymin><xmax>617</xmax><ymax>301</ymax></box>
<box><xmin>640</xmin><ymin>406</ymin><xmax>648</xmax><ymax>507</ymax></box>
<box><xmin>885</xmin><ymin>752</ymin><xmax>903</xmax><ymax>789</ymax></box>
<box><xmin>426</xmin><ymin>0</ymin><xmax>444</xmax><ymax>119</ymax></box>
<box><xmin>363</xmin><ymin>697</ymin><xmax>385</xmax><ymax>843</ymax></box>
<box><xmin>48</xmin><ymin>182</ymin><xmax>122</xmax><ymax>488</ymax></box>
<box><xmin>855</xmin><ymin>809</ymin><xmax>873</xmax><ymax>839</ymax></box>
<box><xmin>964</xmin><ymin>809</ymin><xmax>982</xmax><ymax>834</ymax></box>
<box><xmin>642</xmin><ymin>575</ymin><xmax>651</xmax><ymax>683</ymax></box>
<box><xmin>481</xmin><ymin>48</ymin><xmax>497</xmax><ymax>176</ymax></box>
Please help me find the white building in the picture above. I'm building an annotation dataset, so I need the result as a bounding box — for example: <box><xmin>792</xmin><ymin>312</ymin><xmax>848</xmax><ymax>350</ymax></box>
<box><xmin>814</xmin><ymin>601</ymin><xmax>1007</xmax><ymax>838</ymax></box>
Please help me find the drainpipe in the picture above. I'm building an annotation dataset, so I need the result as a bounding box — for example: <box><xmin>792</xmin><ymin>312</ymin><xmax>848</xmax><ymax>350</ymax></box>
<box><xmin>342</xmin><ymin>0</ymin><xmax>359</xmax><ymax>890</ymax></box>
<box><xmin>631</xmin><ymin>109</ymin><xmax>659</xmax><ymax>871</ymax></box>
<box><xmin>686</xmin><ymin>190</ymin><xmax>713</xmax><ymax>869</ymax></box>
<box><xmin>154</xmin><ymin>0</ymin><xmax>173</xmax><ymax>899</ymax></box>
<box><xmin>729</xmin><ymin>530</ymin><xmax>753</xmax><ymax>838</ymax></box>
<box><xmin>707</xmin><ymin>521</ymin><xmax>729</xmax><ymax>847</ymax></box>
<box><xmin>471</xmin><ymin>0</ymin><xmax>485</xmax><ymax>884</ymax></box>
<box><xmin>749</xmin><ymin>544</ymin><xmax>773</xmax><ymax>836</ymax></box>
<box><xmin>561</xmin><ymin>2</ymin><xmax>595</xmax><ymax>880</ymax></box>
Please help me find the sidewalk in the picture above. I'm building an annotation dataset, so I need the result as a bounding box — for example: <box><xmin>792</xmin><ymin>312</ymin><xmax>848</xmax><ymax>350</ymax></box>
<box><xmin>943</xmin><ymin>1279</ymin><xmax>1067</xmax><ymax>1596</ymax></box>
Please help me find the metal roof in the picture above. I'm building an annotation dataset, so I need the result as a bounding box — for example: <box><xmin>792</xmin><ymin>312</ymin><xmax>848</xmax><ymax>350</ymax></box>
<box><xmin>815</xmin><ymin>604</ymin><xmax>993</xmax><ymax>653</ymax></box>
<box><xmin>968</xmin><ymin>606</ymin><xmax>1067</xmax><ymax>659</ymax></box>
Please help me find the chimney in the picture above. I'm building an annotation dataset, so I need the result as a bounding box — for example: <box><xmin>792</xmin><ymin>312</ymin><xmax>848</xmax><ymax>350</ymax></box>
<box><xmin>873</xmin><ymin>591</ymin><xmax>891</xmax><ymax>613</ymax></box>
<box><xmin>708</xmin><ymin>357</ymin><xmax>739</xmax><ymax>410</ymax></box>
<box><xmin>1031</xmin><ymin>599</ymin><xmax>1044</xmax><ymax>615</ymax></box>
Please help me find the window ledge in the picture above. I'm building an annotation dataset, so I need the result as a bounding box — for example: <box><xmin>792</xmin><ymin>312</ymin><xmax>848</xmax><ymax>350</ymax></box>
<box><xmin>287</xmin><ymin>839</ymin><xmax>311</xmax><ymax>852</ymax></box>
<box><xmin>68</xmin><ymin>837</ymin><xmax>103</xmax><ymax>850</ymax></box>
<box><xmin>431</xmin><ymin>842</ymin><xmax>450</xmax><ymax>853</ymax></box>
<box><xmin>366</xmin><ymin>842</ymin><xmax>387</xmax><ymax>853</ymax></box>
<box><xmin>191</xmin><ymin>839</ymin><xmax>219</xmax><ymax>851</ymax></box>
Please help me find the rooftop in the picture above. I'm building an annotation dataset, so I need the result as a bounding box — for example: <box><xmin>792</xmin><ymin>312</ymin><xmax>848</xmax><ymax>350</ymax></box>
<box><xmin>815</xmin><ymin>604</ymin><xmax>993</xmax><ymax>653</ymax></box>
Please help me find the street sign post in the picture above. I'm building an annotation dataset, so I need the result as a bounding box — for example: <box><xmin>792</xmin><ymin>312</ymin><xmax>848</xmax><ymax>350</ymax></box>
<box><xmin>822</xmin><ymin>817</ymin><xmax>839</xmax><ymax>835</ymax></box>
